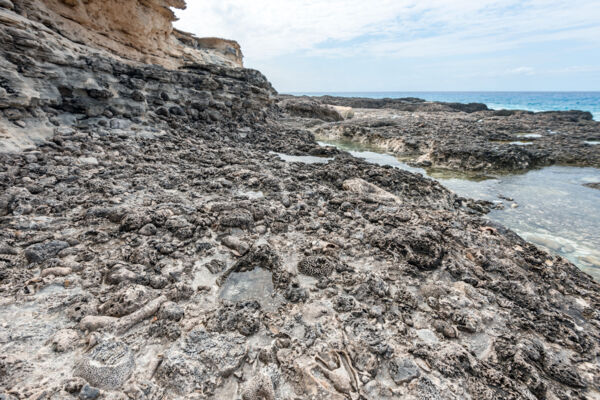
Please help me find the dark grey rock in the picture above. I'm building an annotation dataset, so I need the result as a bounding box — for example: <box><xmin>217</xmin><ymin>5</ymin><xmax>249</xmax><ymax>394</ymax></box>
<box><xmin>155</xmin><ymin>107</ymin><xmax>170</xmax><ymax>117</ymax></box>
<box><xmin>131</xmin><ymin>90</ymin><xmax>145</xmax><ymax>102</ymax></box>
<box><xmin>0</xmin><ymin>0</ymin><xmax>13</xmax><ymax>10</ymax></box>
<box><xmin>79</xmin><ymin>384</ymin><xmax>100</xmax><ymax>400</ymax></box>
<box><xmin>169</xmin><ymin>106</ymin><xmax>185</xmax><ymax>116</ymax></box>
<box><xmin>24</xmin><ymin>241</ymin><xmax>69</xmax><ymax>264</ymax></box>
<box><xmin>333</xmin><ymin>295</ymin><xmax>356</xmax><ymax>312</ymax></box>
<box><xmin>389</xmin><ymin>358</ymin><xmax>420</xmax><ymax>384</ymax></box>
<box><xmin>139</xmin><ymin>223</ymin><xmax>157</xmax><ymax>236</ymax></box>
<box><xmin>159</xmin><ymin>301</ymin><xmax>184</xmax><ymax>321</ymax></box>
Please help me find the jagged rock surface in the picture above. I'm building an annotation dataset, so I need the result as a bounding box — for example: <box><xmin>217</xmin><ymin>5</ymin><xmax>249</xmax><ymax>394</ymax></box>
<box><xmin>1</xmin><ymin>2</ymin><xmax>600</xmax><ymax>400</ymax></box>
<box><xmin>0</xmin><ymin>2</ymin><xmax>271</xmax><ymax>152</ymax></box>
<box><xmin>282</xmin><ymin>94</ymin><xmax>491</xmax><ymax>113</ymax></box>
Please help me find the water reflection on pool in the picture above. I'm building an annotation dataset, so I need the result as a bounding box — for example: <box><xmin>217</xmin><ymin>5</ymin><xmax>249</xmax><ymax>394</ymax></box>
<box><xmin>273</xmin><ymin>152</ymin><xmax>333</xmax><ymax>164</ymax></box>
<box><xmin>219</xmin><ymin>268</ymin><xmax>282</xmax><ymax>311</ymax></box>
<box><xmin>318</xmin><ymin>140</ymin><xmax>600</xmax><ymax>280</ymax></box>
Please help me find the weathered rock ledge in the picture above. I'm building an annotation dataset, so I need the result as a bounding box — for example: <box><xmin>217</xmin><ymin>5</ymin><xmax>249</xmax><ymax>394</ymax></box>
<box><xmin>0</xmin><ymin>0</ymin><xmax>270</xmax><ymax>153</ymax></box>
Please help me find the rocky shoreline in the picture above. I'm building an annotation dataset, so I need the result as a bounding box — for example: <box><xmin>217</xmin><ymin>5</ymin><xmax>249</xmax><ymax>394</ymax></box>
<box><xmin>280</xmin><ymin>95</ymin><xmax>600</xmax><ymax>175</ymax></box>
<box><xmin>2</xmin><ymin>1</ymin><xmax>600</xmax><ymax>399</ymax></box>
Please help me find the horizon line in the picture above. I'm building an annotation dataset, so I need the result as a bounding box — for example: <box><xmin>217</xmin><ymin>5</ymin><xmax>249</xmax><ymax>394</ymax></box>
<box><xmin>285</xmin><ymin>90</ymin><xmax>600</xmax><ymax>94</ymax></box>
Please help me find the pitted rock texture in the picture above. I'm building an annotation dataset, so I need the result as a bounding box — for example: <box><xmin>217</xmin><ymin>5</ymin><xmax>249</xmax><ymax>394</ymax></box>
<box><xmin>297</xmin><ymin>255</ymin><xmax>336</xmax><ymax>278</ymax></box>
<box><xmin>74</xmin><ymin>340</ymin><xmax>134</xmax><ymax>389</ymax></box>
<box><xmin>1</xmin><ymin>102</ymin><xmax>599</xmax><ymax>398</ymax></box>
<box><xmin>1</xmin><ymin>2</ymin><xmax>600</xmax><ymax>400</ymax></box>
<box><xmin>280</xmin><ymin>94</ymin><xmax>491</xmax><ymax>113</ymax></box>
<box><xmin>156</xmin><ymin>329</ymin><xmax>248</xmax><ymax>395</ymax></box>
<box><xmin>0</xmin><ymin>4</ymin><xmax>274</xmax><ymax>152</ymax></box>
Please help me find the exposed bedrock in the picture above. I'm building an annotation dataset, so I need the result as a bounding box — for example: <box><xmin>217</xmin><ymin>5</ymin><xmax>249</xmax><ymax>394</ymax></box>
<box><xmin>1</xmin><ymin>1</ymin><xmax>600</xmax><ymax>399</ymax></box>
<box><xmin>280</xmin><ymin>94</ymin><xmax>491</xmax><ymax>113</ymax></box>
<box><xmin>0</xmin><ymin>3</ymin><xmax>274</xmax><ymax>152</ymax></box>
<box><xmin>8</xmin><ymin>0</ymin><xmax>243</xmax><ymax>68</ymax></box>
<box><xmin>278</xmin><ymin>97</ymin><xmax>344</xmax><ymax>122</ymax></box>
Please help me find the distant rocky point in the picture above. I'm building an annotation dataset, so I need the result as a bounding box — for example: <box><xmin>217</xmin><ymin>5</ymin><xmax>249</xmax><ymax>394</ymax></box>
<box><xmin>280</xmin><ymin>95</ymin><xmax>600</xmax><ymax>173</ymax></box>
<box><xmin>281</xmin><ymin>94</ymin><xmax>491</xmax><ymax>113</ymax></box>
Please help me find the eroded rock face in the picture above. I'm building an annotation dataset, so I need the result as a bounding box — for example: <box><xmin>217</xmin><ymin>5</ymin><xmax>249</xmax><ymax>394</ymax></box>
<box><xmin>11</xmin><ymin>0</ymin><xmax>243</xmax><ymax>68</ymax></box>
<box><xmin>278</xmin><ymin>97</ymin><xmax>344</xmax><ymax>122</ymax></box>
<box><xmin>0</xmin><ymin>10</ymin><xmax>274</xmax><ymax>151</ymax></box>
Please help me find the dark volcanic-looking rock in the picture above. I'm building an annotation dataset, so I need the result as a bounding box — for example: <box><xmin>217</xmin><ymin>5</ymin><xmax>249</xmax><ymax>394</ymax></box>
<box><xmin>278</xmin><ymin>97</ymin><xmax>343</xmax><ymax>121</ymax></box>
<box><xmin>0</xmin><ymin>3</ymin><xmax>276</xmax><ymax>152</ymax></box>
<box><xmin>288</xmin><ymin>94</ymin><xmax>489</xmax><ymax>113</ymax></box>
<box><xmin>24</xmin><ymin>240</ymin><xmax>69</xmax><ymax>263</ymax></box>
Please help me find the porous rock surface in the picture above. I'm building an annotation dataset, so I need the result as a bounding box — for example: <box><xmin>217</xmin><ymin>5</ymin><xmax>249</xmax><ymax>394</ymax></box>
<box><xmin>1</xmin><ymin>2</ymin><xmax>600</xmax><ymax>400</ymax></box>
<box><xmin>0</xmin><ymin>1</ymin><xmax>267</xmax><ymax>152</ymax></box>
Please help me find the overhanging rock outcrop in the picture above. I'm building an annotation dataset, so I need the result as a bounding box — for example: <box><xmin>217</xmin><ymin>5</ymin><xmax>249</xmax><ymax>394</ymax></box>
<box><xmin>8</xmin><ymin>0</ymin><xmax>243</xmax><ymax>68</ymax></box>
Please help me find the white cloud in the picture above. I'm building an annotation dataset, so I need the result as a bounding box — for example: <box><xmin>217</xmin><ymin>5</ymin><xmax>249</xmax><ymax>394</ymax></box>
<box><xmin>506</xmin><ymin>67</ymin><xmax>536</xmax><ymax>76</ymax></box>
<box><xmin>175</xmin><ymin>0</ymin><xmax>418</xmax><ymax>57</ymax></box>
<box><xmin>174</xmin><ymin>0</ymin><xmax>600</xmax><ymax>61</ymax></box>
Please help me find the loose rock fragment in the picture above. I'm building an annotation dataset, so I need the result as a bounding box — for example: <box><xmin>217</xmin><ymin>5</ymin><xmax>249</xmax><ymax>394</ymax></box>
<box><xmin>25</xmin><ymin>241</ymin><xmax>69</xmax><ymax>264</ymax></box>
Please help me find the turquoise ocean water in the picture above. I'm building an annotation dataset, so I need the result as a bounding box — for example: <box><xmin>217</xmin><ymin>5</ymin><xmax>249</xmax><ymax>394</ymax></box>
<box><xmin>291</xmin><ymin>92</ymin><xmax>600</xmax><ymax>121</ymax></box>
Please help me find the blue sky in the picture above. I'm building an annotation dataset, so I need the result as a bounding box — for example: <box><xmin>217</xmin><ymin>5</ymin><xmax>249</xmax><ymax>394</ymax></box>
<box><xmin>174</xmin><ymin>0</ymin><xmax>600</xmax><ymax>92</ymax></box>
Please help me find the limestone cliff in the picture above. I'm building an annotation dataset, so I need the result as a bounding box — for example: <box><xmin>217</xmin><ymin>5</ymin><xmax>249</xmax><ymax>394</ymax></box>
<box><xmin>6</xmin><ymin>0</ymin><xmax>243</xmax><ymax>68</ymax></box>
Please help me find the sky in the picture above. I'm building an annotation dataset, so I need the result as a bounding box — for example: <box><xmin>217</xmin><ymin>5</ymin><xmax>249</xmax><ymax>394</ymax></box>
<box><xmin>174</xmin><ymin>0</ymin><xmax>600</xmax><ymax>93</ymax></box>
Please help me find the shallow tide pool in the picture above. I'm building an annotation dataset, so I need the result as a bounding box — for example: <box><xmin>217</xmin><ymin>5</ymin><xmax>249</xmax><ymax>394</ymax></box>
<box><xmin>317</xmin><ymin>140</ymin><xmax>600</xmax><ymax>280</ymax></box>
<box><xmin>273</xmin><ymin>152</ymin><xmax>333</xmax><ymax>164</ymax></box>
